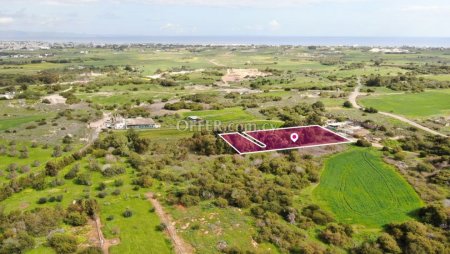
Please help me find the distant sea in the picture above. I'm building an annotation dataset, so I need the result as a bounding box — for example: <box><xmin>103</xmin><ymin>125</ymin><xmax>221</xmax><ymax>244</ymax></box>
<box><xmin>2</xmin><ymin>32</ymin><xmax>450</xmax><ymax>47</ymax></box>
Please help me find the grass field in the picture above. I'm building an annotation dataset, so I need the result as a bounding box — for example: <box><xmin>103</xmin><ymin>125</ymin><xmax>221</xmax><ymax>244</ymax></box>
<box><xmin>103</xmin><ymin>196</ymin><xmax>173</xmax><ymax>254</ymax></box>
<box><xmin>359</xmin><ymin>89</ymin><xmax>450</xmax><ymax>118</ymax></box>
<box><xmin>313</xmin><ymin>148</ymin><xmax>423</xmax><ymax>227</ymax></box>
<box><xmin>182</xmin><ymin>107</ymin><xmax>256</xmax><ymax>123</ymax></box>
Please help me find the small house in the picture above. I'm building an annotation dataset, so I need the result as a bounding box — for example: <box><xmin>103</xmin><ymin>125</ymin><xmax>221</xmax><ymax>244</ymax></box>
<box><xmin>126</xmin><ymin>117</ymin><xmax>161</xmax><ymax>129</ymax></box>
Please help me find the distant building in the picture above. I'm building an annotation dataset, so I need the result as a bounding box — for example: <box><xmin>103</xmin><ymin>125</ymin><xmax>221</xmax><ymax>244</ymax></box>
<box><xmin>105</xmin><ymin>116</ymin><xmax>160</xmax><ymax>129</ymax></box>
<box><xmin>105</xmin><ymin>116</ymin><xmax>126</xmax><ymax>129</ymax></box>
<box><xmin>326</xmin><ymin>120</ymin><xmax>369</xmax><ymax>137</ymax></box>
<box><xmin>187</xmin><ymin>116</ymin><xmax>202</xmax><ymax>122</ymax></box>
<box><xmin>126</xmin><ymin>117</ymin><xmax>161</xmax><ymax>129</ymax></box>
<box><xmin>0</xmin><ymin>92</ymin><xmax>15</xmax><ymax>100</ymax></box>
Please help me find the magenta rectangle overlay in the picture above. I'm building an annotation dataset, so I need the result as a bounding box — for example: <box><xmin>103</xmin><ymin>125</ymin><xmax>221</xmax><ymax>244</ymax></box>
<box><xmin>219</xmin><ymin>125</ymin><xmax>351</xmax><ymax>154</ymax></box>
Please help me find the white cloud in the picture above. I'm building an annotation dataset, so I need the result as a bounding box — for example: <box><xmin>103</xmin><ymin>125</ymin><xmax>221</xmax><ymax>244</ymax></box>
<box><xmin>135</xmin><ymin>0</ymin><xmax>365</xmax><ymax>7</ymax></box>
<box><xmin>401</xmin><ymin>4</ymin><xmax>450</xmax><ymax>13</ymax></box>
<box><xmin>269</xmin><ymin>19</ymin><xmax>280</xmax><ymax>30</ymax></box>
<box><xmin>160</xmin><ymin>23</ymin><xmax>183</xmax><ymax>32</ymax></box>
<box><xmin>0</xmin><ymin>17</ymin><xmax>14</xmax><ymax>25</ymax></box>
<box><xmin>0</xmin><ymin>0</ymin><xmax>365</xmax><ymax>7</ymax></box>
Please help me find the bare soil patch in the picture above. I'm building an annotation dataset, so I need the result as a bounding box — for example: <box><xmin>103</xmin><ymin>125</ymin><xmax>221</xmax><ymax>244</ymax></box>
<box><xmin>221</xmin><ymin>68</ymin><xmax>270</xmax><ymax>84</ymax></box>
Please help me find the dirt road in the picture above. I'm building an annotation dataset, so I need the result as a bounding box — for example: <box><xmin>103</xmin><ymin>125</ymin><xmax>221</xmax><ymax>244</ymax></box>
<box><xmin>348</xmin><ymin>78</ymin><xmax>362</xmax><ymax>109</ymax></box>
<box><xmin>349</xmin><ymin>78</ymin><xmax>446</xmax><ymax>137</ymax></box>
<box><xmin>378</xmin><ymin>112</ymin><xmax>446</xmax><ymax>137</ymax></box>
<box><xmin>208</xmin><ymin>59</ymin><xmax>225</xmax><ymax>67</ymax></box>
<box><xmin>145</xmin><ymin>193</ymin><xmax>194</xmax><ymax>254</ymax></box>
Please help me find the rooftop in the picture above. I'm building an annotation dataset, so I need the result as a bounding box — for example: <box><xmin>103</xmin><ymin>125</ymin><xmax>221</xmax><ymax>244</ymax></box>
<box><xmin>126</xmin><ymin>117</ymin><xmax>156</xmax><ymax>126</ymax></box>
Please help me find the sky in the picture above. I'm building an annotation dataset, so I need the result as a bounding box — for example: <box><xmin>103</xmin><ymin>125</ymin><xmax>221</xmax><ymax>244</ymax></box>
<box><xmin>0</xmin><ymin>0</ymin><xmax>450</xmax><ymax>37</ymax></box>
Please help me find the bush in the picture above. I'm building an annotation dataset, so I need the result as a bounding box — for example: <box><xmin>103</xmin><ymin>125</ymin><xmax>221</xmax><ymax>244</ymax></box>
<box><xmin>214</xmin><ymin>197</ymin><xmax>228</xmax><ymax>208</ymax></box>
<box><xmin>114</xmin><ymin>179</ymin><xmax>124</xmax><ymax>187</ymax></box>
<box><xmin>302</xmin><ymin>204</ymin><xmax>334</xmax><ymax>225</ymax></box>
<box><xmin>156</xmin><ymin>223</ymin><xmax>167</xmax><ymax>231</ymax></box>
<box><xmin>64</xmin><ymin>212</ymin><xmax>88</xmax><ymax>226</ymax></box>
<box><xmin>356</xmin><ymin>139</ymin><xmax>372</xmax><ymax>147</ymax></box>
<box><xmin>97</xmin><ymin>192</ymin><xmax>107</xmax><ymax>198</ymax></box>
<box><xmin>48</xmin><ymin>233</ymin><xmax>77</xmax><ymax>254</ymax></box>
<box><xmin>319</xmin><ymin>223</ymin><xmax>353</xmax><ymax>246</ymax></box>
<box><xmin>75</xmin><ymin>173</ymin><xmax>92</xmax><ymax>186</ymax></box>
<box><xmin>418</xmin><ymin>205</ymin><xmax>448</xmax><ymax>227</ymax></box>
<box><xmin>37</xmin><ymin>197</ymin><xmax>47</xmax><ymax>204</ymax></box>
<box><xmin>122</xmin><ymin>209</ymin><xmax>133</xmax><ymax>218</ymax></box>
<box><xmin>364</xmin><ymin>107</ymin><xmax>378</xmax><ymax>113</ymax></box>
<box><xmin>343</xmin><ymin>101</ymin><xmax>353</xmax><ymax>108</ymax></box>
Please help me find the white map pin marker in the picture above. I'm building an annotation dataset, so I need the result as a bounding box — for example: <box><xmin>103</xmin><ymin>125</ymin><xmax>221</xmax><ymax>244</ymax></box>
<box><xmin>290</xmin><ymin>133</ymin><xmax>299</xmax><ymax>143</ymax></box>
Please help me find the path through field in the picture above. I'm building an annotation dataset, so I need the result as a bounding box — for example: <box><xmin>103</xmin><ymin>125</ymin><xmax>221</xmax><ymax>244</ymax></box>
<box><xmin>208</xmin><ymin>59</ymin><xmax>225</xmax><ymax>67</ymax></box>
<box><xmin>350</xmin><ymin>78</ymin><xmax>447</xmax><ymax>137</ymax></box>
<box><xmin>145</xmin><ymin>193</ymin><xmax>194</xmax><ymax>254</ymax></box>
<box><xmin>93</xmin><ymin>217</ymin><xmax>120</xmax><ymax>254</ymax></box>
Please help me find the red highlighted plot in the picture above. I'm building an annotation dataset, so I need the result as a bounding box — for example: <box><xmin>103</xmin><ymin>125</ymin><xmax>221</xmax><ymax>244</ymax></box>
<box><xmin>219</xmin><ymin>125</ymin><xmax>351</xmax><ymax>154</ymax></box>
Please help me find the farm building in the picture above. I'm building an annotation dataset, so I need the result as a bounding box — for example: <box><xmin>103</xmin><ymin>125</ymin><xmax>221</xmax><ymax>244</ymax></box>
<box><xmin>126</xmin><ymin>117</ymin><xmax>161</xmax><ymax>129</ymax></box>
<box><xmin>326</xmin><ymin>120</ymin><xmax>369</xmax><ymax>137</ymax></box>
<box><xmin>0</xmin><ymin>92</ymin><xmax>16</xmax><ymax>100</ymax></box>
<box><xmin>105</xmin><ymin>116</ymin><xmax>160</xmax><ymax>129</ymax></box>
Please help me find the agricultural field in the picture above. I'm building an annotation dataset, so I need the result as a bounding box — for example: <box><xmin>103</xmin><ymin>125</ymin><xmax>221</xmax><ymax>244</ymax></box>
<box><xmin>313</xmin><ymin>148</ymin><xmax>423</xmax><ymax>227</ymax></box>
<box><xmin>359</xmin><ymin>89</ymin><xmax>450</xmax><ymax>118</ymax></box>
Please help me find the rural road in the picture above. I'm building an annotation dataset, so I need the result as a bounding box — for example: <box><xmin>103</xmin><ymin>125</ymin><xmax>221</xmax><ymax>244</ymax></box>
<box><xmin>145</xmin><ymin>193</ymin><xmax>194</xmax><ymax>254</ymax></box>
<box><xmin>350</xmin><ymin>78</ymin><xmax>447</xmax><ymax>137</ymax></box>
<box><xmin>208</xmin><ymin>59</ymin><xmax>225</xmax><ymax>67</ymax></box>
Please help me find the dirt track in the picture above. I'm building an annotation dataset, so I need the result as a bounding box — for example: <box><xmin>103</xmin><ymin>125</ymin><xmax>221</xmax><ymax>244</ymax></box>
<box><xmin>145</xmin><ymin>193</ymin><xmax>194</xmax><ymax>254</ymax></box>
<box><xmin>350</xmin><ymin>78</ymin><xmax>446</xmax><ymax>137</ymax></box>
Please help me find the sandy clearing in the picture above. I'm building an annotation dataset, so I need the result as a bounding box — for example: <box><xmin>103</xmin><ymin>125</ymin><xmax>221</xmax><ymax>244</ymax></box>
<box><xmin>42</xmin><ymin>94</ymin><xmax>67</xmax><ymax>104</ymax></box>
<box><xmin>221</xmin><ymin>68</ymin><xmax>270</xmax><ymax>84</ymax></box>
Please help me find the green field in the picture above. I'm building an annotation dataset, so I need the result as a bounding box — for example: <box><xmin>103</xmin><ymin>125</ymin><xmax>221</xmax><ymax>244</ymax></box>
<box><xmin>359</xmin><ymin>89</ymin><xmax>450</xmax><ymax>118</ymax></box>
<box><xmin>183</xmin><ymin>107</ymin><xmax>256</xmax><ymax>122</ymax></box>
<box><xmin>314</xmin><ymin>148</ymin><xmax>423</xmax><ymax>227</ymax></box>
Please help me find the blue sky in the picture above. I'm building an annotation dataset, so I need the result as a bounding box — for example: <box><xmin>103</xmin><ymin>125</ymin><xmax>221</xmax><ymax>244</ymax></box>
<box><xmin>0</xmin><ymin>0</ymin><xmax>449</xmax><ymax>37</ymax></box>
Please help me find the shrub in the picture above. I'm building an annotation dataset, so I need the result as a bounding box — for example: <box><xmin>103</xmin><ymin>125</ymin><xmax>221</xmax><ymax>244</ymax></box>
<box><xmin>343</xmin><ymin>101</ymin><xmax>353</xmax><ymax>108</ymax></box>
<box><xmin>48</xmin><ymin>233</ymin><xmax>78</xmax><ymax>254</ymax></box>
<box><xmin>214</xmin><ymin>197</ymin><xmax>228</xmax><ymax>208</ymax></box>
<box><xmin>64</xmin><ymin>212</ymin><xmax>88</xmax><ymax>226</ymax></box>
<box><xmin>112</xmin><ymin>189</ymin><xmax>121</xmax><ymax>196</ymax></box>
<box><xmin>364</xmin><ymin>107</ymin><xmax>378</xmax><ymax>113</ymax></box>
<box><xmin>122</xmin><ymin>209</ymin><xmax>133</xmax><ymax>218</ymax></box>
<box><xmin>356</xmin><ymin>139</ymin><xmax>372</xmax><ymax>147</ymax></box>
<box><xmin>97</xmin><ymin>182</ymin><xmax>106</xmax><ymax>191</ymax></box>
<box><xmin>32</xmin><ymin>160</ymin><xmax>41</xmax><ymax>167</ymax></box>
<box><xmin>156</xmin><ymin>223</ymin><xmax>167</xmax><ymax>231</ymax></box>
<box><xmin>37</xmin><ymin>197</ymin><xmax>47</xmax><ymax>204</ymax></box>
<box><xmin>97</xmin><ymin>192</ymin><xmax>107</xmax><ymax>198</ymax></box>
<box><xmin>114</xmin><ymin>179</ymin><xmax>124</xmax><ymax>187</ymax></box>
<box><xmin>75</xmin><ymin>173</ymin><xmax>92</xmax><ymax>186</ymax></box>
<box><xmin>319</xmin><ymin>223</ymin><xmax>353</xmax><ymax>246</ymax></box>
<box><xmin>418</xmin><ymin>205</ymin><xmax>448</xmax><ymax>227</ymax></box>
